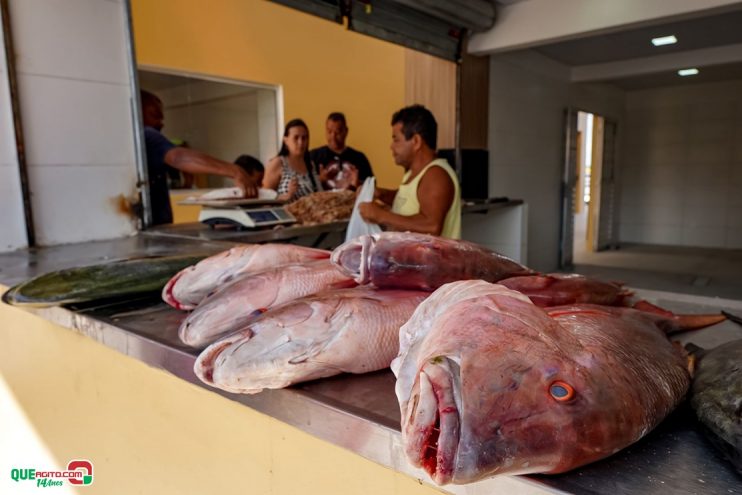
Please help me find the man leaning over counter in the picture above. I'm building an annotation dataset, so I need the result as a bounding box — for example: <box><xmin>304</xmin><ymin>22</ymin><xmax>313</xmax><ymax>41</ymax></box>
<box><xmin>140</xmin><ymin>90</ymin><xmax>259</xmax><ymax>225</ymax></box>
<box><xmin>359</xmin><ymin>104</ymin><xmax>461</xmax><ymax>239</ymax></box>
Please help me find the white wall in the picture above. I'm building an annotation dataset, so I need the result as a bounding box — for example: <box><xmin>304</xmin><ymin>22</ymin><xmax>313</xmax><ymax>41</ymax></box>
<box><xmin>9</xmin><ymin>0</ymin><xmax>138</xmax><ymax>246</ymax></box>
<box><xmin>620</xmin><ymin>80</ymin><xmax>742</xmax><ymax>248</ymax></box>
<box><xmin>488</xmin><ymin>50</ymin><xmax>626</xmax><ymax>271</ymax></box>
<box><xmin>489</xmin><ymin>51</ymin><xmax>570</xmax><ymax>271</ymax></box>
<box><xmin>0</xmin><ymin>11</ymin><xmax>27</xmax><ymax>252</ymax></box>
<box><xmin>148</xmin><ymin>79</ymin><xmax>275</xmax><ymax>187</ymax></box>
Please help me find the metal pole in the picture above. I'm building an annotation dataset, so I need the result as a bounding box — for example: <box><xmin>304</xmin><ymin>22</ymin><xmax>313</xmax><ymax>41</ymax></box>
<box><xmin>1</xmin><ymin>0</ymin><xmax>35</xmax><ymax>246</ymax></box>
<box><xmin>123</xmin><ymin>0</ymin><xmax>152</xmax><ymax>228</ymax></box>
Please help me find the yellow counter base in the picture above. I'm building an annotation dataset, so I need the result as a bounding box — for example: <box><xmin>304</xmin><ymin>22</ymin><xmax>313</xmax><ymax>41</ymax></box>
<box><xmin>0</xmin><ymin>298</ymin><xmax>444</xmax><ymax>494</ymax></box>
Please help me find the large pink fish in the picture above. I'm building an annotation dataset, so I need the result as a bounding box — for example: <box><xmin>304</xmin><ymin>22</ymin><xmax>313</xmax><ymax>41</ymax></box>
<box><xmin>162</xmin><ymin>244</ymin><xmax>329</xmax><ymax>310</ymax></box>
<box><xmin>499</xmin><ymin>273</ymin><xmax>631</xmax><ymax>307</ymax></box>
<box><xmin>178</xmin><ymin>260</ymin><xmax>355</xmax><ymax>348</ymax></box>
<box><xmin>194</xmin><ymin>287</ymin><xmax>428</xmax><ymax>394</ymax></box>
<box><xmin>393</xmin><ymin>280</ymin><xmax>724</xmax><ymax>485</ymax></box>
<box><xmin>331</xmin><ymin>232</ymin><xmax>532</xmax><ymax>291</ymax></box>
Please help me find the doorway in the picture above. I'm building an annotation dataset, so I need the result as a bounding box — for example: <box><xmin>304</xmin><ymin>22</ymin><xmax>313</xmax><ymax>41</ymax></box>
<box><xmin>561</xmin><ymin>109</ymin><xmax>618</xmax><ymax>268</ymax></box>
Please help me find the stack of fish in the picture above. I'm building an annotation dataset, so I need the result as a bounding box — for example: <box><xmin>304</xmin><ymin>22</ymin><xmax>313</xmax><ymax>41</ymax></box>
<box><xmin>7</xmin><ymin>232</ymin><xmax>732</xmax><ymax>483</ymax></box>
<box><xmin>164</xmin><ymin>232</ymin><xmax>733</xmax><ymax>483</ymax></box>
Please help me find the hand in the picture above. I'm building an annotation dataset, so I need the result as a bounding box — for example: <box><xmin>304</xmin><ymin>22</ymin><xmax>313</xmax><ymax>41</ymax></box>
<box><xmin>318</xmin><ymin>164</ymin><xmax>330</xmax><ymax>184</ymax></box>
<box><xmin>359</xmin><ymin>201</ymin><xmax>386</xmax><ymax>224</ymax></box>
<box><xmin>335</xmin><ymin>163</ymin><xmax>359</xmax><ymax>190</ymax></box>
<box><xmin>234</xmin><ymin>168</ymin><xmax>259</xmax><ymax>198</ymax></box>
<box><xmin>287</xmin><ymin>177</ymin><xmax>298</xmax><ymax>198</ymax></box>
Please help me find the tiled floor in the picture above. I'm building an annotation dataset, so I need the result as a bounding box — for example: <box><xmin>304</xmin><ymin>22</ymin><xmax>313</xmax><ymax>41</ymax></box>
<box><xmin>568</xmin><ymin>242</ymin><xmax>742</xmax><ymax>301</ymax></box>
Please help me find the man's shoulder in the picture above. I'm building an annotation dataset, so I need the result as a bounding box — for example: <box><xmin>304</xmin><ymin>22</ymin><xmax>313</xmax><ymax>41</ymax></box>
<box><xmin>309</xmin><ymin>146</ymin><xmax>331</xmax><ymax>159</ymax></box>
<box><xmin>344</xmin><ymin>146</ymin><xmax>368</xmax><ymax>159</ymax></box>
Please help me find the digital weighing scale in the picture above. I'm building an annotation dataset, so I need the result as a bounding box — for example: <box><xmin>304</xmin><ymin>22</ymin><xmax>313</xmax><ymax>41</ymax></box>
<box><xmin>179</xmin><ymin>197</ymin><xmax>297</xmax><ymax>229</ymax></box>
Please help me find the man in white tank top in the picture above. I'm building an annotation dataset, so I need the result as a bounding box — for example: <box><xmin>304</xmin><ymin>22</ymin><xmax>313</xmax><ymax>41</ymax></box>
<box><xmin>358</xmin><ymin>105</ymin><xmax>461</xmax><ymax>239</ymax></box>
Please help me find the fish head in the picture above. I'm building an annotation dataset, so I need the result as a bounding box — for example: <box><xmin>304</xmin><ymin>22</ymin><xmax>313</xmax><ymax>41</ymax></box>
<box><xmin>194</xmin><ymin>297</ymin><xmax>343</xmax><ymax>393</ymax></box>
<box><xmin>167</xmin><ymin>246</ymin><xmax>258</xmax><ymax>308</ymax></box>
<box><xmin>178</xmin><ymin>271</ymin><xmax>277</xmax><ymax>348</ymax></box>
<box><xmin>400</xmin><ymin>296</ymin><xmax>603</xmax><ymax>484</ymax></box>
<box><xmin>330</xmin><ymin>234</ymin><xmax>375</xmax><ymax>284</ymax></box>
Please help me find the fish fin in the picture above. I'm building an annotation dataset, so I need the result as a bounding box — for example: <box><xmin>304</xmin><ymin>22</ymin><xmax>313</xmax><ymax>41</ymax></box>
<box><xmin>686</xmin><ymin>352</ymin><xmax>696</xmax><ymax>378</ymax></box>
<box><xmin>633</xmin><ymin>300</ymin><xmax>675</xmax><ymax>318</ymax></box>
<box><xmin>288</xmin><ymin>350</ymin><xmax>315</xmax><ymax>365</ymax></box>
<box><xmin>635</xmin><ymin>300</ymin><xmax>726</xmax><ymax>333</ymax></box>
<box><xmin>668</xmin><ymin>313</ymin><xmax>726</xmax><ymax>333</ymax></box>
<box><xmin>330</xmin><ymin>279</ymin><xmax>358</xmax><ymax>290</ymax></box>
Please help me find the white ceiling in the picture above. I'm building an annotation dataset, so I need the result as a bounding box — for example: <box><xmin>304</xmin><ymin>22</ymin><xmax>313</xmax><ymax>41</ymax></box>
<box><xmin>529</xmin><ymin>7</ymin><xmax>742</xmax><ymax>89</ymax></box>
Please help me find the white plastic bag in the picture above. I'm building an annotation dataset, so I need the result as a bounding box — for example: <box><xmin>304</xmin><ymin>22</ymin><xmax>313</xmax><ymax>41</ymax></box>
<box><xmin>345</xmin><ymin>177</ymin><xmax>383</xmax><ymax>242</ymax></box>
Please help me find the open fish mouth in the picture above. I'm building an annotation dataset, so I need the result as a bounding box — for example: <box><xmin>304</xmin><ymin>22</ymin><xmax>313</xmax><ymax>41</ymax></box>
<box><xmin>162</xmin><ymin>269</ymin><xmax>193</xmax><ymax>310</ymax></box>
<box><xmin>330</xmin><ymin>235</ymin><xmax>375</xmax><ymax>284</ymax></box>
<box><xmin>404</xmin><ymin>357</ymin><xmax>461</xmax><ymax>485</ymax></box>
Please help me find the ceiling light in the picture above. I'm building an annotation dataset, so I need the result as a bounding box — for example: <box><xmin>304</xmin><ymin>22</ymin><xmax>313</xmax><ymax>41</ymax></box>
<box><xmin>652</xmin><ymin>35</ymin><xmax>677</xmax><ymax>46</ymax></box>
<box><xmin>678</xmin><ymin>68</ymin><xmax>699</xmax><ymax>76</ymax></box>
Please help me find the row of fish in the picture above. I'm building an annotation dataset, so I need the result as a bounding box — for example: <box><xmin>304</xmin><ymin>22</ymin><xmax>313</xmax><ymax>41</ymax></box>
<box><xmin>158</xmin><ymin>232</ymin><xmax>739</xmax><ymax>483</ymax></box>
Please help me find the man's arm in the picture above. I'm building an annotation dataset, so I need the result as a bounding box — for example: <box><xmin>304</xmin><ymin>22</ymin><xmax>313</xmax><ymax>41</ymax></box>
<box><xmin>360</xmin><ymin>167</ymin><xmax>454</xmax><ymax>236</ymax></box>
<box><xmin>374</xmin><ymin>187</ymin><xmax>398</xmax><ymax>206</ymax></box>
<box><xmin>164</xmin><ymin>147</ymin><xmax>258</xmax><ymax>197</ymax></box>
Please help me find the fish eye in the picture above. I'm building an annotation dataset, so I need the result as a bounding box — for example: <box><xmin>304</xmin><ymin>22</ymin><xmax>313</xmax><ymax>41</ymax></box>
<box><xmin>549</xmin><ymin>381</ymin><xmax>575</xmax><ymax>402</ymax></box>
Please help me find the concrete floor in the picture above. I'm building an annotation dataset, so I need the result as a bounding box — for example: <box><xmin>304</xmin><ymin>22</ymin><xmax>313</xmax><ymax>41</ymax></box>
<box><xmin>569</xmin><ymin>209</ymin><xmax>742</xmax><ymax>300</ymax></box>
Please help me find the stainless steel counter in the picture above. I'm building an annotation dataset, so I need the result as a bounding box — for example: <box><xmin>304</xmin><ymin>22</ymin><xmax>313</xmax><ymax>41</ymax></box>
<box><xmin>1</xmin><ymin>236</ymin><xmax>741</xmax><ymax>494</ymax></box>
<box><xmin>145</xmin><ymin>221</ymin><xmax>349</xmax><ymax>249</ymax></box>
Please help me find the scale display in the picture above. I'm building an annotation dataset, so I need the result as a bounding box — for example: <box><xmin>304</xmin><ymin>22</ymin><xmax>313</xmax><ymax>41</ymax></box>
<box><xmin>247</xmin><ymin>210</ymin><xmax>279</xmax><ymax>223</ymax></box>
<box><xmin>199</xmin><ymin>206</ymin><xmax>296</xmax><ymax>229</ymax></box>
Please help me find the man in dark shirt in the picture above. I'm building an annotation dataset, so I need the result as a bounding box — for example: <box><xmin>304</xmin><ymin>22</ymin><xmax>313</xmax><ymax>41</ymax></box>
<box><xmin>310</xmin><ymin>112</ymin><xmax>373</xmax><ymax>191</ymax></box>
<box><xmin>141</xmin><ymin>90</ymin><xmax>258</xmax><ymax>225</ymax></box>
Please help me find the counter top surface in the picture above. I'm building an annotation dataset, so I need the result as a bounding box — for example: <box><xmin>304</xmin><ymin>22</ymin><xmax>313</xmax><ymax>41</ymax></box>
<box><xmin>145</xmin><ymin>220</ymin><xmax>349</xmax><ymax>244</ymax></box>
<box><xmin>1</xmin><ymin>235</ymin><xmax>741</xmax><ymax>494</ymax></box>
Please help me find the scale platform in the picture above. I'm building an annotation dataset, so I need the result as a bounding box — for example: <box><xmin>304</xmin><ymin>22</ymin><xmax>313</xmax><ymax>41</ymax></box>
<box><xmin>198</xmin><ymin>204</ymin><xmax>296</xmax><ymax>230</ymax></box>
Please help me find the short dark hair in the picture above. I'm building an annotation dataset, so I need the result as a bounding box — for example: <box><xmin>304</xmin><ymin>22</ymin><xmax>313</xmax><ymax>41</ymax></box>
<box><xmin>327</xmin><ymin>112</ymin><xmax>346</xmax><ymax>126</ymax></box>
<box><xmin>140</xmin><ymin>89</ymin><xmax>161</xmax><ymax>109</ymax></box>
<box><xmin>234</xmin><ymin>154</ymin><xmax>264</xmax><ymax>174</ymax></box>
<box><xmin>391</xmin><ymin>104</ymin><xmax>437</xmax><ymax>150</ymax></box>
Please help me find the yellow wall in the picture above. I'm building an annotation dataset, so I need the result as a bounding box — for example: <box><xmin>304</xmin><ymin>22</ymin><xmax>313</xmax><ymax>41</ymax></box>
<box><xmin>131</xmin><ymin>0</ymin><xmax>407</xmax><ymax>189</ymax></box>
<box><xmin>0</xmin><ymin>295</ymin><xmax>446</xmax><ymax>494</ymax></box>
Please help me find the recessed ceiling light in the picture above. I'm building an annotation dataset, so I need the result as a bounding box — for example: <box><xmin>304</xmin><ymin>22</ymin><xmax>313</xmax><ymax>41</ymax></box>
<box><xmin>652</xmin><ymin>35</ymin><xmax>677</xmax><ymax>46</ymax></box>
<box><xmin>678</xmin><ymin>68</ymin><xmax>699</xmax><ymax>76</ymax></box>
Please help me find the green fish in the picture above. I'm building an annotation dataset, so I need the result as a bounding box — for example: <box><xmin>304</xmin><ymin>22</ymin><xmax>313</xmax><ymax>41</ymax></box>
<box><xmin>2</xmin><ymin>254</ymin><xmax>207</xmax><ymax>308</ymax></box>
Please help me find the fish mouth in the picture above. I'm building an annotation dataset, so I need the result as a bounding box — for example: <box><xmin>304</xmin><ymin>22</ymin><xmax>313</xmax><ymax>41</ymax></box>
<box><xmin>193</xmin><ymin>329</ymin><xmax>254</xmax><ymax>385</ymax></box>
<box><xmin>162</xmin><ymin>269</ymin><xmax>194</xmax><ymax>310</ymax></box>
<box><xmin>330</xmin><ymin>235</ymin><xmax>374</xmax><ymax>284</ymax></box>
<box><xmin>403</xmin><ymin>357</ymin><xmax>460</xmax><ymax>485</ymax></box>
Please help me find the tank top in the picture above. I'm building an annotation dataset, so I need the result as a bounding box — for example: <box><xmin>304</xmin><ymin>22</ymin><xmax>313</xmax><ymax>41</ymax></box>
<box><xmin>391</xmin><ymin>158</ymin><xmax>462</xmax><ymax>239</ymax></box>
<box><xmin>277</xmin><ymin>156</ymin><xmax>320</xmax><ymax>202</ymax></box>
